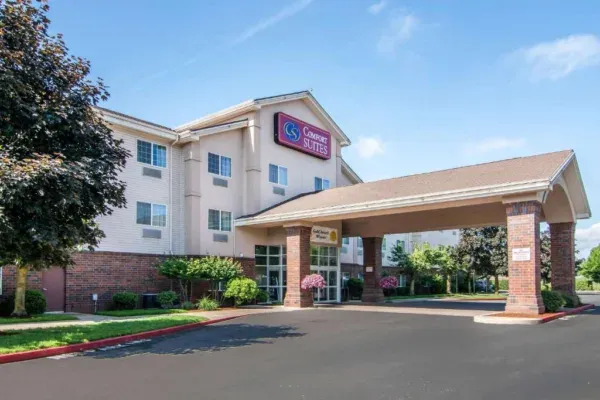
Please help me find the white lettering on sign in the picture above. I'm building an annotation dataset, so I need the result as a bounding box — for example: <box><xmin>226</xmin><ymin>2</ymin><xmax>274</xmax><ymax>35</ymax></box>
<box><xmin>310</xmin><ymin>226</ymin><xmax>338</xmax><ymax>245</ymax></box>
<box><xmin>512</xmin><ymin>248</ymin><xmax>531</xmax><ymax>262</ymax></box>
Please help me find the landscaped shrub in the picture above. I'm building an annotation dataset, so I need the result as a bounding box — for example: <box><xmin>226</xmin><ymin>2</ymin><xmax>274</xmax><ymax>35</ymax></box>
<box><xmin>256</xmin><ymin>289</ymin><xmax>269</xmax><ymax>303</ymax></box>
<box><xmin>112</xmin><ymin>292</ymin><xmax>138</xmax><ymax>310</ymax></box>
<box><xmin>197</xmin><ymin>296</ymin><xmax>219</xmax><ymax>311</ymax></box>
<box><xmin>224</xmin><ymin>277</ymin><xmax>259</xmax><ymax>307</ymax></box>
<box><xmin>395</xmin><ymin>287</ymin><xmax>410</xmax><ymax>296</ymax></box>
<box><xmin>498</xmin><ymin>280</ymin><xmax>509</xmax><ymax>291</ymax></box>
<box><xmin>347</xmin><ymin>278</ymin><xmax>363</xmax><ymax>299</ymax></box>
<box><xmin>0</xmin><ymin>290</ymin><xmax>47</xmax><ymax>316</ymax></box>
<box><xmin>157</xmin><ymin>290</ymin><xmax>178</xmax><ymax>309</ymax></box>
<box><xmin>181</xmin><ymin>301</ymin><xmax>196</xmax><ymax>310</ymax></box>
<box><xmin>561</xmin><ymin>294</ymin><xmax>581</xmax><ymax>308</ymax></box>
<box><xmin>575</xmin><ymin>278</ymin><xmax>596</xmax><ymax>291</ymax></box>
<box><xmin>541</xmin><ymin>290</ymin><xmax>565</xmax><ymax>313</ymax></box>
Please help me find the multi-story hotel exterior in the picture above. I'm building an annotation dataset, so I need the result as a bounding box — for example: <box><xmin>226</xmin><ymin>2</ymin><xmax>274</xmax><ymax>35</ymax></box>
<box><xmin>0</xmin><ymin>90</ymin><xmax>590</xmax><ymax>315</ymax></box>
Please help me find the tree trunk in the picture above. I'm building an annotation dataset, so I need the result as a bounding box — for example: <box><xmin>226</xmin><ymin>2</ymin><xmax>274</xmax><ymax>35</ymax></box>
<box><xmin>494</xmin><ymin>274</ymin><xmax>499</xmax><ymax>295</ymax></box>
<box><xmin>446</xmin><ymin>274</ymin><xmax>452</xmax><ymax>294</ymax></box>
<box><xmin>409</xmin><ymin>276</ymin><xmax>416</xmax><ymax>296</ymax></box>
<box><xmin>12</xmin><ymin>265</ymin><xmax>29</xmax><ymax>317</ymax></box>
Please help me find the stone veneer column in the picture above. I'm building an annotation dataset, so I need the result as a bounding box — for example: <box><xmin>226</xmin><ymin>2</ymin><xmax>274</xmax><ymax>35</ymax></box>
<box><xmin>284</xmin><ymin>226</ymin><xmax>313</xmax><ymax>308</ymax></box>
<box><xmin>550</xmin><ymin>222</ymin><xmax>576</xmax><ymax>297</ymax></box>
<box><xmin>505</xmin><ymin>201</ymin><xmax>545</xmax><ymax>314</ymax></box>
<box><xmin>361</xmin><ymin>237</ymin><xmax>384</xmax><ymax>303</ymax></box>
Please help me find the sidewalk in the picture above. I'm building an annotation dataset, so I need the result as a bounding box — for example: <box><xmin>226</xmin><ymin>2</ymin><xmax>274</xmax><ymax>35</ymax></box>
<box><xmin>0</xmin><ymin>306</ymin><xmax>290</xmax><ymax>331</ymax></box>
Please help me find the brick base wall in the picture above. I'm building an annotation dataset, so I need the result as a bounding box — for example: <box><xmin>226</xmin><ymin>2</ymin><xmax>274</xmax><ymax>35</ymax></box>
<box><xmin>1</xmin><ymin>253</ymin><xmax>256</xmax><ymax>313</ymax></box>
<box><xmin>550</xmin><ymin>222</ymin><xmax>576</xmax><ymax>296</ymax></box>
<box><xmin>361</xmin><ymin>237</ymin><xmax>385</xmax><ymax>303</ymax></box>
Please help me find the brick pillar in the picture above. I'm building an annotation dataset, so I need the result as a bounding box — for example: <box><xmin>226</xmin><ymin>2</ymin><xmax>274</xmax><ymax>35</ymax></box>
<box><xmin>361</xmin><ymin>237</ymin><xmax>384</xmax><ymax>303</ymax></box>
<box><xmin>550</xmin><ymin>222</ymin><xmax>576</xmax><ymax>296</ymax></box>
<box><xmin>505</xmin><ymin>201</ymin><xmax>545</xmax><ymax>314</ymax></box>
<box><xmin>284</xmin><ymin>226</ymin><xmax>313</xmax><ymax>308</ymax></box>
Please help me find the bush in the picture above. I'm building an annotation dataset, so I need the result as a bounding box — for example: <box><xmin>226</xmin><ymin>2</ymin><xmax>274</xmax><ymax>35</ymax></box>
<box><xmin>395</xmin><ymin>287</ymin><xmax>410</xmax><ymax>296</ymax></box>
<box><xmin>256</xmin><ymin>290</ymin><xmax>269</xmax><ymax>303</ymax></box>
<box><xmin>561</xmin><ymin>294</ymin><xmax>581</xmax><ymax>308</ymax></box>
<box><xmin>224</xmin><ymin>277</ymin><xmax>259</xmax><ymax>307</ymax></box>
<box><xmin>197</xmin><ymin>296</ymin><xmax>219</xmax><ymax>311</ymax></box>
<box><xmin>347</xmin><ymin>278</ymin><xmax>363</xmax><ymax>299</ymax></box>
<box><xmin>541</xmin><ymin>290</ymin><xmax>565</xmax><ymax>313</ymax></box>
<box><xmin>112</xmin><ymin>292</ymin><xmax>138</xmax><ymax>310</ymax></box>
<box><xmin>0</xmin><ymin>290</ymin><xmax>47</xmax><ymax>316</ymax></box>
<box><xmin>498</xmin><ymin>280</ymin><xmax>509</xmax><ymax>291</ymax></box>
<box><xmin>157</xmin><ymin>290</ymin><xmax>178</xmax><ymax>309</ymax></box>
<box><xmin>576</xmin><ymin>278</ymin><xmax>594</xmax><ymax>291</ymax></box>
<box><xmin>181</xmin><ymin>301</ymin><xmax>196</xmax><ymax>310</ymax></box>
<box><xmin>420</xmin><ymin>275</ymin><xmax>445</xmax><ymax>294</ymax></box>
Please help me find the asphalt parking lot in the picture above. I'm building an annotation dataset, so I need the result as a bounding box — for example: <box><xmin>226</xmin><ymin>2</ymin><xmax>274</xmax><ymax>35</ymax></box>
<box><xmin>1</xmin><ymin>298</ymin><xmax>599</xmax><ymax>400</ymax></box>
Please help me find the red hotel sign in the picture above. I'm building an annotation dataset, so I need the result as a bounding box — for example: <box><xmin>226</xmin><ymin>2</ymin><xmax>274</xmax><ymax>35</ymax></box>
<box><xmin>274</xmin><ymin>112</ymin><xmax>331</xmax><ymax>160</ymax></box>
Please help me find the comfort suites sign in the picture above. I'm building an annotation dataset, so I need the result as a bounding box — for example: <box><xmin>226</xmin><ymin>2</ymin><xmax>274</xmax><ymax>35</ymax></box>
<box><xmin>274</xmin><ymin>112</ymin><xmax>331</xmax><ymax>160</ymax></box>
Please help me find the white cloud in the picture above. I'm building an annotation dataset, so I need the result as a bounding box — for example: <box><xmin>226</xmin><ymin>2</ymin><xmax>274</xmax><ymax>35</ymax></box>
<box><xmin>377</xmin><ymin>12</ymin><xmax>420</xmax><ymax>54</ymax></box>
<box><xmin>368</xmin><ymin>0</ymin><xmax>388</xmax><ymax>15</ymax></box>
<box><xmin>512</xmin><ymin>34</ymin><xmax>600</xmax><ymax>81</ymax></box>
<box><xmin>232</xmin><ymin>0</ymin><xmax>315</xmax><ymax>45</ymax></box>
<box><xmin>577</xmin><ymin>223</ymin><xmax>600</xmax><ymax>258</ymax></box>
<box><xmin>463</xmin><ymin>137</ymin><xmax>527</xmax><ymax>155</ymax></box>
<box><xmin>356</xmin><ymin>136</ymin><xmax>384</xmax><ymax>159</ymax></box>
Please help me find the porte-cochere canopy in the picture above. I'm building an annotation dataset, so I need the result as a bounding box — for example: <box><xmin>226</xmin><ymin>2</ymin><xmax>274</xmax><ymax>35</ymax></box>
<box><xmin>236</xmin><ymin>150</ymin><xmax>591</xmax><ymax>314</ymax></box>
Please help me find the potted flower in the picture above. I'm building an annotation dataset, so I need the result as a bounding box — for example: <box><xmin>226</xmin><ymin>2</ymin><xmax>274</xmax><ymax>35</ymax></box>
<box><xmin>301</xmin><ymin>274</ymin><xmax>326</xmax><ymax>292</ymax></box>
<box><xmin>379</xmin><ymin>276</ymin><xmax>398</xmax><ymax>298</ymax></box>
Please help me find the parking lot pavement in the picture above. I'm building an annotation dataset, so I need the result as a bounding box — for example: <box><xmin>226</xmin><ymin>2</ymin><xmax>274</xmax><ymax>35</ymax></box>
<box><xmin>1</xmin><ymin>305</ymin><xmax>599</xmax><ymax>400</ymax></box>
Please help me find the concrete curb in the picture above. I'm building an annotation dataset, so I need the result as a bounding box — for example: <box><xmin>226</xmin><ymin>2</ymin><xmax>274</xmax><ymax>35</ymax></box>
<box><xmin>0</xmin><ymin>315</ymin><xmax>241</xmax><ymax>365</ymax></box>
<box><xmin>474</xmin><ymin>304</ymin><xmax>595</xmax><ymax>325</ymax></box>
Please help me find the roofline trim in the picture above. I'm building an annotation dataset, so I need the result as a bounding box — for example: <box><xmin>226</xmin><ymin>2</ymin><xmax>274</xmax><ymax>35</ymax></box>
<box><xmin>341</xmin><ymin>158</ymin><xmax>363</xmax><ymax>184</ymax></box>
<box><xmin>99</xmin><ymin>110</ymin><xmax>177</xmax><ymax>140</ymax></box>
<box><xmin>548</xmin><ymin>152</ymin><xmax>592</xmax><ymax>218</ymax></box>
<box><xmin>235</xmin><ymin>179</ymin><xmax>553</xmax><ymax>226</ymax></box>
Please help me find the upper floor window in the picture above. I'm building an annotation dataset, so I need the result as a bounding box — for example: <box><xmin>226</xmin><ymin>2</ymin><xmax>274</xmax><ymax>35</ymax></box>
<box><xmin>342</xmin><ymin>237</ymin><xmax>350</xmax><ymax>246</ymax></box>
<box><xmin>269</xmin><ymin>164</ymin><xmax>288</xmax><ymax>186</ymax></box>
<box><xmin>208</xmin><ymin>209</ymin><xmax>232</xmax><ymax>232</ymax></box>
<box><xmin>314</xmin><ymin>177</ymin><xmax>330</xmax><ymax>191</ymax></box>
<box><xmin>137</xmin><ymin>140</ymin><xmax>167</xmax><ymax>168</ymax></box>
<box><xmin>208</xmin><ymin>152</ymin><xmax>232</xmax><ymax>178</ymax></box>
<box><xmin>136</xmin><ymin>202</ymin><xmax>167</xmax><ymax>227</ymax></box>
<box><xmin>382</xmin><ymin>238</ymin><xmax>387</xmax><ymax>251</ymax></box>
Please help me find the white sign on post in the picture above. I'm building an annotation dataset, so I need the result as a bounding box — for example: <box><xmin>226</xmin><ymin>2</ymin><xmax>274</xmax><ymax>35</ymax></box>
<box><xmin>512</xmin><ymin>248</ymin><xmax>531</xmax><ymax>262</ymax></box>
<box><xmin>310</xmin><ymin>226</ymin><xmax>338</xmax><ymax>245</ymax></box>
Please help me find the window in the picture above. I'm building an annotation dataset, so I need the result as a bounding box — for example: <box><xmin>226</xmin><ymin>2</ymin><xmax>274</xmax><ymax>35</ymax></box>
<box><xmin>342</xmin><ymin>237</ymin><xmax>350</xmax><ymax>246</ymax></box>
<box><xmin>208</xmin><ymin>152</ymin><xmax>232</xmax><ymax>178</ymax></box>
<box><xmin>269</xmin><ymin>164</ymin><xmax>288</xmax><ymax>186</ymax></box>
<box><xmin>342</xmin><ymin>272</ymin><xmax>350</xmax><ymax>288</ymax></box>
<box><xmin>382</xmin><ymin>238</ymin><xmax>387</xmax><ymax>251</ymax></box>
<box><xmin>137</xmin><ymin>140</ymin><xmax>167</xmax><ymax>168</ymax></box>
<box><xmin>398</xmin><ymin>274</ymin><xmax>407</xmax><ymax>287</ymax></box>
<box><xmin>255</xmin><ymin>245</ymin><xmax>287</xmax><ymax>302</ymax></box>
<box><xmin>357</xmin><ymin>273</ymin><xmax>364</xmax><ymax>281</ymax></box>
<box><xmin>357</xmin><ymin>238</ymin><xmax>363</xmax><ymax>248</ymax></box>
<box><xmin>208</xmin><ymin>209</ymin><xmax>232</xmax><ymax>232</ymax></box>
<box><xmin>136</xmin><ymin>202</ymin><xmax>167</xmax><ymax>227</ymax></box>
<box><xmin>314</xmin><ymin>177</ymin><xmax>330</xmax><ymax>191</ymax></box>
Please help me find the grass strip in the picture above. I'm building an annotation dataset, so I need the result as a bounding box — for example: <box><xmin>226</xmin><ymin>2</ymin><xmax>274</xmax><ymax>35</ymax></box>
<box><xmin>0</xmin><ymin>315</ymin><xmax>207</xmax><ymax>354</ymax></box>
<box><xmin>95</xmin><ymin>308</ymin><xmax>187</xmax><ymax>317</ymax></box>
<box><xmin>0</xmin><ymin>314</ymin><xmax>79</xmax><ymax>325</ymax></box>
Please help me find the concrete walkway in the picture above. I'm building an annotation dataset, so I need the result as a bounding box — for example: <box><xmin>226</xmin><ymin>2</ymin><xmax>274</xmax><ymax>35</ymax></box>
<box><xmin>0</xmin><ymin>306</ymin><xmax>292</xmax><ymax>331</ymax></box>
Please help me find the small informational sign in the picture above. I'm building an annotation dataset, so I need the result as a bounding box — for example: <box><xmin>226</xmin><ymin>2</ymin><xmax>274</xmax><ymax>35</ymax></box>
<box><xmin>274</xmin><ymin>112</ymin><xmax>332</xmax><ymax>160</ymax></box>
<box><xmin>310</xmin><ymin>226</ymin><xmax>338</xmax><ymax>245</ymax></box>
<box><xmin>366</xmin><ymin>267</ymin><xmax>374</xmax><ymax>273</ymax></box>
<box><xmin>512</xmin><ymin>248</ymin><xmax>531</xmax><ymax>262</ymax></box>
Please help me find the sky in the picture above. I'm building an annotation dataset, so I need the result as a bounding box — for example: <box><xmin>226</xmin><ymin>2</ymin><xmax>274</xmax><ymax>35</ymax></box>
<box><xmin>47</xmin><ymin>0</ymin><xmax>600</xmax><ymax>257</ymax></box>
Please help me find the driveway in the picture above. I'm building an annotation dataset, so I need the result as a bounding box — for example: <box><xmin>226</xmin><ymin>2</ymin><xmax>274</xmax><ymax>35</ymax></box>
<box><xmin>1</xmin><ymin>303</ymin><xmax>599</xmax><ymax>400</ymax></box>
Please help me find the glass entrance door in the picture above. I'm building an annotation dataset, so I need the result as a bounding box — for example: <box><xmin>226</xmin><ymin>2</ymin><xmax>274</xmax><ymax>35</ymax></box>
<box><xmin>255</xmin><ymin>245</ymin><xmax>286</xmax><ymax>302</ymax></box>
<box><xmin>310</xmin><ymin>245</ymin><xmax>340</xmax><ymax>303</ymax></box>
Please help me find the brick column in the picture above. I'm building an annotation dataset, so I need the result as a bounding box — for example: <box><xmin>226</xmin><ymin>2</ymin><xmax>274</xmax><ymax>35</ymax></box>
<box><xmin>550</xmin><ymin>222</ymin><xmax>576</xmax><ymax>296</ymax></box>
<box><xmin>505</xmin><ymin>201</ymin><xmax>545</xmax><ymax>314</ymax></box>
<box><xmin>284</xmin><ymin>226</ymin><xmax>313</xmax><ymax>308</ymax></box>
<box><xmin>361</xmin><ymin>237</ymin><xmax>384</xmax><ymax>303</ymax></box>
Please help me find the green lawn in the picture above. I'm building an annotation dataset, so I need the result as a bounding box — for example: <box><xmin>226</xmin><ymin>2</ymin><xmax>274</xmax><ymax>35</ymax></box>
<box><xmin>386</xmin><ymin>293</ymin><xmax>507</xmax><ymax>301</ymax></box>
<box><xmin>96</xmin><ymin>308</ymin><xmax>188</xmax><ymax>317</ymax></box>
<box><xmin>0</xmin><ymin>315</ymin><xmax>207</xmax><ymax>354</ymax></box>
<box><xmin>0</xmin><ymin>314</ymin><xmax>79</xmax><ymax>325</ymax></box>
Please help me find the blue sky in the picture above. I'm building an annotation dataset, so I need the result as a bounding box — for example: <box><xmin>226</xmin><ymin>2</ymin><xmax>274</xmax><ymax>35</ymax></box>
<box><xmin>48</xmin><ymin>0</ymin><xmax>600</xmax><ymax>256</ymax></box>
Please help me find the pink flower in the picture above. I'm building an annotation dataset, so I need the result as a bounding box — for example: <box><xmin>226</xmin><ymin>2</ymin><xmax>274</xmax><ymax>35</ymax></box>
<box><xmin>379</xmin><ymin>276</ymin><xmax>398</xmax><ymax>289</ymax></box>
<box><xmin>301</xmin><ymin>274</ymin><xmax>326</xmax><ymax>290</ymax></box>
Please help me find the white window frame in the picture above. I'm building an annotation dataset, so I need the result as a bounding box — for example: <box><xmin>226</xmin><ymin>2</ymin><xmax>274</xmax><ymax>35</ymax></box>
<box><xmin>208</xmin><ymin>209</ymin><xmax>232</xmax><ymax>232</ymax></box>
<box><xmin>136</xmin><ymin>202</ymin><xmax>168</xmax><ymax>228</ymax></box>
<box><xmin>314</xmin><ymin>177</ymin><xmax>330</xmax><ymax>191</ymax></box>
<box><xmin>207</xmin><ymin>152</ymin><xmax>232</xmax><ymax>178</ymax></box>
<box><xmin>269</xmin><ymin>163</ymin><xmax>288</xmax><ymax>186</ymax></box>
<box><xmin>137</xmin><ymin>139</ymin><xmax>167</xmax><ymax>169</ymax></box>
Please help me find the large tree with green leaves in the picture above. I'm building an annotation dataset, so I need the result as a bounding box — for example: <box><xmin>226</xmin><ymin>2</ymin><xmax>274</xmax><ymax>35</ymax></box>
<box><xmin>0</xmin><ymin>0</ymin><xmax>128</xmax><ymax>315</ymax></box>
<box><xmin>580</xmin><ymin>245</ymin><xmax>600</xmax><ymax>284</ymax></box>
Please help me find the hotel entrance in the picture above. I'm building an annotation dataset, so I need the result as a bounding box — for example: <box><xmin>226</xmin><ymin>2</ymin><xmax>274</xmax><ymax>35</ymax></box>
<box><xmin>310</xmin><ymin>245</ymin><xmax>340</xmax><ymax>303</ymax></box>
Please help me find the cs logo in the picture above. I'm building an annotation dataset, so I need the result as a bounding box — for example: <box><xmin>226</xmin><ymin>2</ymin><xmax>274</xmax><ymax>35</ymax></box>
<box><xmin>283</xmin><ymin>121</ymin><xmax>301</xmax><ymax>142</ymax></box>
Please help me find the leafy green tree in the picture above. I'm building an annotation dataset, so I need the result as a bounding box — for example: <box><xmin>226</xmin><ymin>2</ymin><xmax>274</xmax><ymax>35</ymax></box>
<box><xmin>190</xmin><ymin>256</ymin><xmax>243</xmax><ymax>302</ymax></box>
<box><xmin>580</xmin><ymin>245</ymin><xmax>600</xmax><ymax>284</ymax></box>
<box><xmin>408</xmin><ymin>243</ymin><xmax>438</xmax><ymax>296</ymax></box>
<box><xmin>388</xmin><ymin>240</ymin><xmax>415</xmax><ymax>292</ymax></box>
<box><xmin>157</xmin><ymin>258</ymin><xmax>201</xmax><ymax>303</ymax></box>
<box><xmin>540</xmin><ymin>229</ymin><xmax>552</xmax><ymax>285</ymax></box>
<box><xmin>0</xmin><ymin>0</ymin><xmax>129</xmax><ymax>316</ymax></box>
<box><xmin>436</xmin><ymin>246</ymin><xmax>460</xmax><ymax>294</ymax></box>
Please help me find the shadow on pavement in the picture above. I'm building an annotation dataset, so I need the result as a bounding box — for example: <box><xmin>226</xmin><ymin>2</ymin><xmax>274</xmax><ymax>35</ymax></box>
<box><xmin>85</xmin><ymin>323</ymin><xmax>304</xmax><ymax>360</ymax></box>
<box><xmin>383</xmin><ymin>300</ymin><xmax>506</xmax><ymax>312</ymax></box>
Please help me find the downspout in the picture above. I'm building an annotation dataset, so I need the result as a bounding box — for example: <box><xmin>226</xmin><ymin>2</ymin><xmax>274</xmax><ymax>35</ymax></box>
<box><xmin>170</xmin><ymin>135</ymin><xmax>180</xmax><ymax>255</ymax></box>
